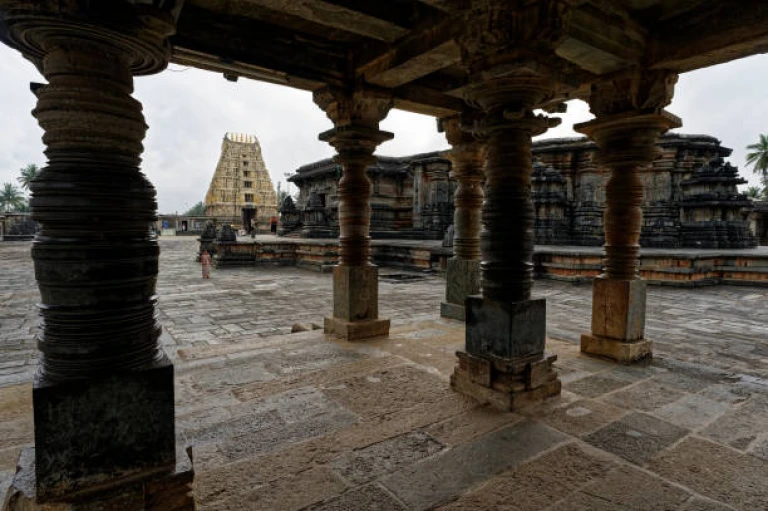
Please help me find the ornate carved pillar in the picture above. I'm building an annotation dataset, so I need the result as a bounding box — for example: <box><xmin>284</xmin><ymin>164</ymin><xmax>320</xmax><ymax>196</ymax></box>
<box><xmin>313</xmin><ymin>87</ymin><xmax>393</xmax><ymax>340</ymax></box>
<box><xmin>440</xmin><ymin>110</ymin><xmax>485</xmax><ymax>320</ymax></box>
<box><xmin>449</xmin><ymin>1</ymin><xmax>566</xmax><ymax>411</ymax></box>
<box><xmin>576</xmin><ymin>71</ymin><xmax>681</xmax><ymax>364</ymax></box>
<box><xmin>0</xmin><ymin>3</ymin><xmax>193</xmax><ymax>508</ymax></box>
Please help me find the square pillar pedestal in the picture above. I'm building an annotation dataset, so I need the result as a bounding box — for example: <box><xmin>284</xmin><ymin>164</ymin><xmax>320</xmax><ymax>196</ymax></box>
<box><xmin>440</xmin><ymin>258</ymin><xmax>480</xmax><ymax>321</ymax></box>
<box><xmin>2</xmin><ymin>355</ymin><xmax>194</xmax><ymax>510</ymax></box>
<box><xmin>451</xmin><ymin>296</ymin><xmax>561</xmax><ymax>411</ymax></box>
<box><xmin>580</xmin><ymin>276</ymin><xmax>652</xmax><ymax>364</ymax></box>
<box><xmin>324</xmin><ymin>265</ymin><xmax>390</xmax><ymax>341</ymax></box>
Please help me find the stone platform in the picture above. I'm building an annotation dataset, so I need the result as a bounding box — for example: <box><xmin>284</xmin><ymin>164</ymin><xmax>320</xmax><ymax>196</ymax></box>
<box><xmin>1</xmin><ymin>238</ymin><xmax>767</xmax><ymax>510</ymax></box>
<box><xmin>211</xmin><ymin>235</ymin><xmax>768</xmax><ymax>286</ymax></box>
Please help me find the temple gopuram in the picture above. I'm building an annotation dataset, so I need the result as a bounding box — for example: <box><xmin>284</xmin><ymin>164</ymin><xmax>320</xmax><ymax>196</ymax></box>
<box><xmin>204</xmin><ymin>132</ymin><xmax>278</xmax><ymax>231</ymax></box>
<box><xmin>282</xmin><ymin>133</ymin><xmax>756</xmax><ymax>248</ymax></box>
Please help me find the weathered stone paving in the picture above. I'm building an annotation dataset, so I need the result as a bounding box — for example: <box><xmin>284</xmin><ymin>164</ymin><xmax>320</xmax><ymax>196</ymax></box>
<box><xmin>1</xmin><ymin>237</ymin><xmax>767</xmax><ymax>509</ymax></box>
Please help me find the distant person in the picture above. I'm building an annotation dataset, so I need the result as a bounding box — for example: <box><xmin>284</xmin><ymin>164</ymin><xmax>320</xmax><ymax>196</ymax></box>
<box><xmin>201</xmin><ymin>250</ymin><xmax>212</xmax><ymax>279</ymax></box>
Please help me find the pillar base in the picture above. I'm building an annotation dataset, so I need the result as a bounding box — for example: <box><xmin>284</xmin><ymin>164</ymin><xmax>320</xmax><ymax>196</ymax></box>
<box><xmin>325</xmin><ymin>264</ymin><xmax>389</xmax><ymax>340</ymax></box>
<box><xmin>450</xmin><ymin>351</ymin><xmax>561</xmax><ymax>411</ymax></box>
<box><xmin>2</xmin><ymin>447</ymin><xmax>194</xmax><ymax>511</ymax></box>
<box><xmin>324</xmin><ymin>316</ymin><xmax>390</xmax><ymax>341</ymax></box>
<box><xmin>440</xmin><ymin>301</ymin><xmax>466</xmax><ymax>321</ymax></box>
<box><xmin>580</xmin><ymin>334</ymin><xmax>653</xmax><ymax>364</ymax></box>
<box><xmin>32</xmin><ymin>356</ymin><xmax>177</xmax><ymax>500</ymax></box>
<box><xmin>441</xmin><ymin>258</ymin><xmax>480</xmax><ymax>321</ymax></box>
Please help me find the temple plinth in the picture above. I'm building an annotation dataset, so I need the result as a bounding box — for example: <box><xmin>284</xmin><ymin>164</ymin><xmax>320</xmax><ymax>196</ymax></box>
<box><xmin>577</xmin><ymin>72</ymin><xmax>682</xmax><ymax>364</ymax></box>
<box><xmin>314</xmin><ymin>87</ymin><xmax>394</xmax><ymax>341</ymax></box>
<box><xmin>0</xmin><ymin>3</ymin><xmax>193</xmax><ymax>509</ymax></box>
<box><xmin>440</xmin><ymin>111</ymin><xmax>485</xmax><ymax>321</ymax></box>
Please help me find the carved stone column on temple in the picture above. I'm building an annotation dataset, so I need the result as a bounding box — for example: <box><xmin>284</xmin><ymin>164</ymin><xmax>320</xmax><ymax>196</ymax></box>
<box><xmin>440</xmin><ymin>110</ymin><xmax>485</xmax><ymax>321</ymax></box>
<box><xmin>0</xmin><ymin>3</ymin><xmax>193</xmax><ymax>509</ymax></box>
<box><xmin>313</xmin><ymin>87</ymin><xmax>394</xmax><ymax>340</ymax></box>
<box><xmin>576</xmin><ymin>71</ymin><xmax>681</xmax><ymax>364</ymax></box>
<box><xmin>448</xmin><ymin>1</ymin><xmax>568</xmax><ymax>411</ymax></box>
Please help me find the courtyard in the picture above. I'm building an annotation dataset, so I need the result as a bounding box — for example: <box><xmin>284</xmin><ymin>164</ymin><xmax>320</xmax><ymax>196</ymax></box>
<box><xmin>1</xmin><ymin>237</ymin><xmax>767</xmax><ymax>510</ymax></box>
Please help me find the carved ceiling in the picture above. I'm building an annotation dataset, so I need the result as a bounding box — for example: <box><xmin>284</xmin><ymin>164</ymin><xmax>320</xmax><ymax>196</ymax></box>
<box><xmin>165</xmin><ymin>0</ymin><xmax>768</xmax><ymax>117</ymax></box>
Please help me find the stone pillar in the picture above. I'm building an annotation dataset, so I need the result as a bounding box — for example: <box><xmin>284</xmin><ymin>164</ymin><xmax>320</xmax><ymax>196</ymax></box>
<box><xmin>576</xmin><ymin>72</ymin><xmax>681</xmax><ymax>364</ymax></box>
<box><xmin>313</xmin><ymin>87</ymin><xmax>393</xmax><ymax>340</ymax></box>
<box><xmin>0</xmin><ymin>4</ymin><xmax>193</xmax><ymax>509</ymax></box>
<box><xmin>440</xmin><ymin>111</ymin><xmax>485</xmax><ymax>321</ymax></box>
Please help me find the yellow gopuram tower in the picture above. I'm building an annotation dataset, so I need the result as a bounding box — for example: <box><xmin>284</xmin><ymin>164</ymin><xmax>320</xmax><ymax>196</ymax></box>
<box><xmin>204</xmin><ymin>132</ymin><xmax>278</xmax><ymax>231</ymax></box>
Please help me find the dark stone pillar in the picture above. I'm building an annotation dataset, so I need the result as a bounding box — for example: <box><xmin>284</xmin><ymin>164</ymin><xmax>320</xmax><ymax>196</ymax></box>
<box><xmin>0</xmin><ymin>3</ymin><xmax>193</xmax><ymax>508</ymax></box>
<box><xmin>448</xmin><ymin>1</ymin><xmax>568</xmax><ymax>411</ymax></box>
<box><xmin>577</xmin><ymin>72</ymin><xmax>681</xmax><ymax>364</ymax></box>
<box><xmin>313</xmin><ymin>87</ymin><xmax>393</xmax><ymax>340</ymax></box>
<box><xmin>440</xmin><ymin>111</ymin><xmax>485</xmax><ymax>321</ymax></box>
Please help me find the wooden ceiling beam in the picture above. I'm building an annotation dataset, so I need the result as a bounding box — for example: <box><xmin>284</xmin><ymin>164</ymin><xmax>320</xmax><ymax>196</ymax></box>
<box><xmin>649</xmin><ymin>0</ymin><xmax>768</xmax><ymax>73</ymax></box>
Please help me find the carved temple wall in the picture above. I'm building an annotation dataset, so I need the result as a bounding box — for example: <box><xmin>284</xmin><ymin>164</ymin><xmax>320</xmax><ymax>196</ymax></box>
<box><xmin>281</xmin><ymin>133</ymin><xmax>757</xmax><ymax>248</ymax></box>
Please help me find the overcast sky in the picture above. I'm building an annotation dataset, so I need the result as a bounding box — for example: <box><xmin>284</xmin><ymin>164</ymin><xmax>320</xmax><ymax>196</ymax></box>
<box><xmin>1</xmin><ymin>45</ymin><xmax>766</xmax><ymax>214</ymax></box>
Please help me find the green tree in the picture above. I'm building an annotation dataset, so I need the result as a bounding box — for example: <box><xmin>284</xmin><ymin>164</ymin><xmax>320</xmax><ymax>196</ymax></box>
<box><xmin>746</xmin><ymin>134</ymin><xmax>768</xmax><ymax>182</ymax></box>
<box><xmin>746</xmin><ymin>186</ymin><xmax>762</xmax><ymax>199</ymax></box>
<box><xmin>12</xmin><ymin>198</ymin><xmax>30</xmax><ymax>213</ymax></box>
<box><xmin>1</xmin><ymin>183</ymin><xmax>25</xmax><ymax>212</ymax></box>
<box><xmin>184</xmin><ymin>201</ymin><xmax>207</xmax><ymax>216</ymax></box>
<box><xmin>17</xmin><ymin>163</ymin><xmax>40</xmax><ymax>190</ymax></box>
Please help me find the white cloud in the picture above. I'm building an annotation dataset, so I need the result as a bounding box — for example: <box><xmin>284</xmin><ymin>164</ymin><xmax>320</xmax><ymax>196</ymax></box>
<box><xmin>1</xmin><ymin>44</ymin><xmax>767</xmax><ymax>213</ymax></box>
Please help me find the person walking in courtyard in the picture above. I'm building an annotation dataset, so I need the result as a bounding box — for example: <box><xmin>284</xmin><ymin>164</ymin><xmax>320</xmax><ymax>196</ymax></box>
<box><xmin>201</xmin><ymin>250</ymin><xmax>212</xmax><ymax>279</ymax></box>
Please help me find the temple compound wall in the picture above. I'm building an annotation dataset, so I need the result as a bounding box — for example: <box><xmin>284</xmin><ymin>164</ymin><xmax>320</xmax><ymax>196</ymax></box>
<box><xmin>205</xmin><ymin>132</ymin><xmax>278</xmax><ymax>231</ymax></box>
<box><xmin>281</xmin><ymin>133</ymin><xmax>756</xmax><ymax>248</ymax></box>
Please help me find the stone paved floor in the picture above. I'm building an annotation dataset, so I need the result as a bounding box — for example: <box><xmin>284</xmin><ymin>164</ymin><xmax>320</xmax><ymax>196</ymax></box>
<box><xmin>1</xmin><ymin>237</ymin><xmax>767</xmax><ymax>509</ymax></box>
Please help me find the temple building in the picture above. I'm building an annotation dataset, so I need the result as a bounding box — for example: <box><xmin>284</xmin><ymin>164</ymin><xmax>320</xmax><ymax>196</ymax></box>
<box><xmin>204</xmin><ymin>132</ymin><xmax>278</xmax><ymax>231</ymax></box>
<box><xmin>281</xmin><ymin>133</ymin><xmax>757</xmax><ymax>249</ymax></box>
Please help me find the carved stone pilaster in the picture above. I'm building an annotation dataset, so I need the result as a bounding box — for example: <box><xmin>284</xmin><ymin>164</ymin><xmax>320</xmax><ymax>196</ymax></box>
<box><xmin>576</xmin><ymin>70</ymin><xmax>681</xmax><ymax>364</ymax></box>
<box><xmin>314</xmin><ymin>87</ymin><xmax>393</xmax><ymax>340</ymax></box>
<box><xmin>0</xmin><ymin>4</ymin><xmax>193</xmax><ymax>508</ymax></box>
<box><xmin>440</xmin><ymin>111</ymin><xmax>485</xmax><ymax>321</ymax></box>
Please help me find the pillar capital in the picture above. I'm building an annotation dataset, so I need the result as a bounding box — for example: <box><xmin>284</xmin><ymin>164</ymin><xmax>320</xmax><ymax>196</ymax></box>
<box><xmin>0</xmin><ymin>1</ymin><xmax>180</xmax><ymax>76</ymax></box>
<box><xmin>313</xmin><ymin>86</ymin><xmax>394</xmax><ymax>128</ymax></box>
<box><xmin>586</xmin><ymin>69</ymin><xmax>679</xmax><ymax>118</ymax></box>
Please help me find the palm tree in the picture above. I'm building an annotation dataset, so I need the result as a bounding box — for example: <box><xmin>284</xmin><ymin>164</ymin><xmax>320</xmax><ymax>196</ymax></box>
<box><xmin>184</xmin><ymin>201</ymin><xmax>207</xmax><ymax>216</ymax></box>
<box><xmin>0</xmin><ymin>183</ymin><xmax>25</xmax><ymax>212</ymax></box>
<box><xmin>746</xmin><ymin>186</ymin><xmax>762</xmax><ymax>199</ymax></box>
<box><xmin>17</xmin><ymin>163</ymin><xmax>40</xmax><ymax>190</ymax></box>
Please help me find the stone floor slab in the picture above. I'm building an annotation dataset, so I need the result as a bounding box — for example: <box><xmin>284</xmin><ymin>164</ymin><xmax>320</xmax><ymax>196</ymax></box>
<box><xmin>566</xmin><ymin>374</ymin><xmax>636</xmax><ymax>398</ymax></box>
<box><xmin>648</xmin><ymin>436</ymin><xmax>768</xmax><ymax>510</ymax></box>
<box><xmin>304</xmin><ymin>484</ymin><xmax>406</xmax><ymax>511</ymax></box>
<box><xmin>584</xmin><ymin>412</ymin><xmax>688</xmax><ymax>464</ymax></box>
<box><xmin>381</xmin><ymin>420</ymin><xmax>567</xmax><ymax>509</ymax></box>
<box><xmin>699</xmin><ymin>394</ymin><xmax>768</xmax><ymax>450</ymax></box>
<box><xmin>436</xmin><ymin>443</ymin><xmax>615</xmax><ymax>511</ymax></box>
<box><xmin>550</xmin><ymin>465</ymin><xmax>690</xmax><ymax>510</ymax></box>
<box><xmin>654</xmin><ymin>394</ymin><xmax>731</xmax><ymax>431</ymax></box>
<box><xmin>330</xmin><ymin>431</ymin><xmax>444</xmax><ymax>485</ymax></box>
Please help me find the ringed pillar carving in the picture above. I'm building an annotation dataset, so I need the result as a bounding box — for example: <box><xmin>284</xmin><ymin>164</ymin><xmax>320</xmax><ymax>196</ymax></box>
<box><xmin>314</xmin><ymin>87</ymin><xmax>393</xmax><ymax>340</ymax></box>
<box><xmin>576</xmin><ymin>72</ymin><xmax>681</xmax><ymax>364</ymax></box>
<box><xmin>440</xmin><ymin>111</ymin><xmax>485</xmax><ymax>321</ymax></box>
<box><xmin>449</xmin><ymin>72</ymin><xmax>563</xmax><ymax>411</ymax></box>
<box><xmin>0</xmin><ymin>4</ymin><xmax>193</xmax><ymax>510</ymax></box>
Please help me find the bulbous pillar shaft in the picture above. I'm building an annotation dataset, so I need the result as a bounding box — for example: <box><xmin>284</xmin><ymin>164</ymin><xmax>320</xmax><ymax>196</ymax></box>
<box><xmin>0</xmin><ymin>5</ymin><xmax>193</xmax><ymax>503</ymax></box>
<box><xmin>314</xmin><ymin>88</ymin><xmax>393</xmax><ymax>340</ymax></box>
<box><xmin>31</xmin><ymin>43</ymin><xmax>163</xmax><ymax>383</ymax></box>
<box><xmin>576</xmin><ymin>89</ymin><xmax>681</xmax><ymax>363</ymax></box>
<box><xmin>440</xmin><ymin>113</ymin><xmax>485</xmax><ymax>320</ymax></box>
